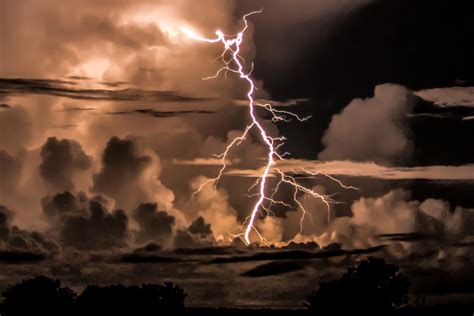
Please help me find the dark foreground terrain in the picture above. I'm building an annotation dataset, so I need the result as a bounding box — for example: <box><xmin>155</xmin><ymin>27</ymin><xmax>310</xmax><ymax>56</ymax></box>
<box><xmin>0</xmin><ymin>257</ymin><xmax>472</xmax><ymax>315</ymax></box>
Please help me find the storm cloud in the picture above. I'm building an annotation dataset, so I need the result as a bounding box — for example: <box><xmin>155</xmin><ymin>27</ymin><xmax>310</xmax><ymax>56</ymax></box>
<box><xmin>92</xmin><ymin>137</ymin><xmax>174</xmax><ymax>212</ymax></box>
<box><xmin>40</xmin><ymin>137</ymin><xmax>93</xmax><ymax>192</ymax></box>
<box><xmin>319</xmin><ymin>84</ymin><xmax>415</xmax><ymax>164</ymax></box>
<box><xmin>60</xmin><ymin>198</ymin><xmax>129</xmax><ymax>250</ymax></box>
<box><xmin>133</xmin><ymin>202</ymin><xmax>175</xmax><ymax>245</ymax></box>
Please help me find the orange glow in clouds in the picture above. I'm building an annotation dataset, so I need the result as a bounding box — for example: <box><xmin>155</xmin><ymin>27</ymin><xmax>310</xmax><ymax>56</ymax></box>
<box><xmin>183</xmin><ymin>11</ymin><xmax>358</xmax><ymax>245</ymax></box>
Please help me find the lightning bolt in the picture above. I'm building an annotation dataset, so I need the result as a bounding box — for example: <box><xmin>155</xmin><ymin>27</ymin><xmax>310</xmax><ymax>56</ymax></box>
<box><xmin>183</xmin><ymin>10</ymin><xmax>357</xmax><ymax>245</ymax></box>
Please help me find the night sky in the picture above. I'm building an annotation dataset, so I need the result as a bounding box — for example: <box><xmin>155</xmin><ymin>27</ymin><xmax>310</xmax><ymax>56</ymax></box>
<box><xmin>0</xmin><ymin>0</ymin><xmax>473</xmax><ymax>309</ymax></box>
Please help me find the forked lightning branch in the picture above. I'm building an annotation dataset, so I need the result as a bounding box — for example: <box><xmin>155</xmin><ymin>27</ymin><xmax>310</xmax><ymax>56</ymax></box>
<box><xmin>182</xmin><ymin>10</ymin><xmax>357</xmax><ymax>245</ymax></box>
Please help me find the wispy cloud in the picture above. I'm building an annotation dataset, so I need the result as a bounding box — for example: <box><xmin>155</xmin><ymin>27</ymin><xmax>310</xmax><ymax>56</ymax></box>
<box><xmin>415</xmin><ymin>86</ymin><xmax>474</xmax><ymax>107</ymax></box>
<box><xmin>172</xmin><ymin>158</ymin><xmax>237</xmax><ymax>166</ymax></box>
<box><xmin>107</xmin><ymin>108</ymin><xmax>215</xmax><ymax>118</ymax></box>
<box><xmin>221</xmin><ymin>159</ymin><xmax>474</xmax><ymax>181</ymax></box>
<box><xmin>231</xmin><ymin>98</ymin><xmax>309</xmax><ymax>107</ymax></box>
<box><xmin>0</xmin><ymin>78</ymin><xmax>213</xmax><ymax>103</ymax></box>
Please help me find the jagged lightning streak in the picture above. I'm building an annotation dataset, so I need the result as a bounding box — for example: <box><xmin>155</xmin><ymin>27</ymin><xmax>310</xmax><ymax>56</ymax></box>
<box><xmin>182</xmin><ymin>10</ymin><xmax>357</xmax><ymax>245</ymax></box>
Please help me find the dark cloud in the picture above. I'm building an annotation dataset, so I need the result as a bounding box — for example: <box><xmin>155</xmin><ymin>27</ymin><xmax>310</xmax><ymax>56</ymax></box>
<box><xmin>173</xmin><ymin>230</ymin><xmax>213</xmax><ymax>249</ymax></box>
<box><xmin>120</xmin><ymin>253</ymin><xmax>181</xmax><ymax>264</ymax></box>
<box><xmin>59</xmin><ymin>106</ymin><xmax>96</xmax><ymax>112</ymax></box>
<box><xmin>109</xmin><ymin>108</ymin><xmax>215</xmax><ymax>119</ymax></box>
<box><xmin>61</xmin><ymin>199</ymin><xmax>129</xmax><ymax>250</ymax></box>
<box><xmin>41</xmin><ymin>191</ymin><xmax>129</xmax><ymax>250</ymax></box>
<box><xmin>0</xmin><ymin>250</ymin><xmax>46</xmax><ymax>263</ymax></box>
<box><xmin>0</xmin><ymin>78</ymin><xmax>212</xmax><ymax>102</ymax></box>
<box><xmin>133</xmin><ymin>242</ymin><xmax>162</xmax><ymax>253</ymax></box>
<box><xmin>0</xmin><ymin>205</ymin><xmax>61</xmax><ymax>257</ymax></box>
<box><xmin>92</xmin><ymin>137</ymin><xmax>153</xmax><ymax>210</ymax></box>
<box><xmin>375</xmin><ymin>233</ymin><xmax>434</xmax><ymax>243</ymax></box>
<box><xmin>208</xmin><ymin>246</ymin><xmax>385</xmax><ymax>264</ymax></box>
<box><xmin>40</xmin><ymin>137</ymin><xmax>92</xmax><ymax>191</ymax></box>
<box><xmin>173</xmin><ymin>216</ymin><xmax>214</xmax><ymax>249</ymax></box>
<box><xmin>7</xmin><ymin>227</ymin><xmax>61</xmax><ymax>256</ymax></box>
<box><xmin>133</xmin><ymin>203</ymin><xmax>175</xmax><ymax>245</ymax></box>
<box><xmin>41</xmin><ymin>191</ymin><xmax>82</xmax><ymax>219</ymax></box>
<box><xmin>283</xmin><ymin>241</ymin><xmax>320</xmax><ymax>251</ymax></box>
<box><xmin>173</xmin><ymin>246</ymin><xmax>237</xmax><ymax>256</ymax></box>
<box><xmin>187</xmin><ymin>216</ymin><xmax>212</xmax><ymax>238</ymax></box>
<box><xmin>241</xmin><ymin>260</ymin><xmax>309</xmax><ymax>277</ymax></box>
<box><xmin>0</xmin><ymin>205</ymin><xmax>12</xmax><ymax>240</ymax></box>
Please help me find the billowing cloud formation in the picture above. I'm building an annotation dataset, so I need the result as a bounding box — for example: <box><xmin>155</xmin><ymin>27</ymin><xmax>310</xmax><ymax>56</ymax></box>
<box><xmin>301</xmin><ymin>190</ymin><xmax>474</xmax><ymax>249</ymax></box>
<box><xmin>282</xmin><ymin>185</ymin><xmax>330</xmax><ymax>241</ymax></box>
<box><xmin>92</xmin><ymin>137</ymin><xmax>174</xmax><ymax>211</ymax></box>
<box><xmin>185</xmin><ymin>176</ymin><xmax>240</xmax><ymax>242</ymax></box>
<box><xmin>174</xmin><ymin>216</ymin><xmax>215</xmax><ymax>248</ymax></box>
<box><xmin>419</xmin><ymin>198</ymin><xmax>474</xmax><ymax>238</ymax></box>
<box><xmin>133</xmin><ymin>203</ymin><xmax>175</xmax><ymax>245</ymax></box>
<box><xmin>41</xmin><ymin>191</ymin><xmax>128</xmax><ymax>250</ymax></box>
<box><xmin>0</xmin><ymin>0</ymin><xmax>251</xmax><ymax>99</ymax></box>
<box><xmin>60</xmin><ymin>198</ymin><xmax>128</xmax><ymax>250</ymax></box>
<box><xmin>187</xmin><ymin>216</ymin><xmax>212</xmax><ymax>238</ymax></box>
<box><xmin>0</xmin><ymin>0</ymin><xmax>269</xmax><ymax>232</ymax></box>
<box><xmin>173</xmin><ymin>230</ymin><xmax>213</xmax><ymax>249</ymax></box>
<box><xmin>319</xmin><ymin>84</ymin><xmax>415</xmax><ymax>164</ymax></box>
<box><xmin>41</xmin><ymin>191</ymin><xmax>82</xmax><ymax>219</ymax></box>
<box><xmin>350</xmin><ymin>190</ymin><xmax>418</xmax><ymax>235</ymax></box>
<box><xmin>0</xmin><ymin>206</ymin><xmax>12</xmax><ymax>241</ymax></box>
<box><xmin>0</xmin><ymin>205</ymin><xmax>60</xmax><ymax>256</ymax></box>
<box><xmin>40</xmin><ymin>137</ymin><xmax>93</xmax><ymax>192</ymax></box>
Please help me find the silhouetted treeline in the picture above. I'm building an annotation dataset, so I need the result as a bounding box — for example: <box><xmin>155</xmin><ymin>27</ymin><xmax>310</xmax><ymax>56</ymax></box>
<box><xmin>1</xmin><ymin>258</ymin><xmax>473</xmax><ymax>315</ymax></box>
<box><xmin>0</xmin><ymin>275</ymin><xmax>186</xmax><ymax>315</ymax></box>
<box><xmin>306</xmin><ymin>256</ymin><xmax>410</xmax><ymax>312</ymax></box>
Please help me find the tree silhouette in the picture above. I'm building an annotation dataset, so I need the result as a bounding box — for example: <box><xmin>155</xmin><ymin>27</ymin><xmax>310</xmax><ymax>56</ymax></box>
<box><xmin>0</xmin><ymin>275</ymin><xmax>186</xmax><ymax>315</ymax></box>
<box><xmin>1</xmin><ymin>275</ymin><xmax>75</xmax><ymax>313</ymax></box>
<box><xmin>305</xmin><ymin>257</ymin><xmax>411</xmax><ymax>312</ymax></box>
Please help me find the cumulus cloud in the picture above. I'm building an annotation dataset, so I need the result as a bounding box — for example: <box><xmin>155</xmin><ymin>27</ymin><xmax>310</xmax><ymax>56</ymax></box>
<box><xmin>0</xmin><ymin>0</ymin><xmax>273</xmax><ymax>234</ymax></box>
<box><xmin>187</xmin><ymin>216</ymin><xmax>213</xmax><ymax>238</ymax></box>
<box><xmin>419</xmin><ymin>198</ymin><xmax>474</xmax><ymax>238</ymax></box>
<box><xmin>185</xmin><ymin>176</ymin><xmax>240</xmax><ymax>242</ymax></box>
<box><xmin>0</xmin><ymin>206</ymin><xmax>12</xmax><ymax>241</ymax></box>
<box><xmin>303</xmin><ymin>190</ymin><xmax>474</xmax><ymax>250</ymax></box>
<box><xmin>41</xmin><ymin>191</ymin><xmax>82</xmax><ymax>219</ymax></box>
<box><xmin>133</xmin><ymin>203</ymin><xmax>175</xmax><ymax>246</ymax></box>
<box><xmin>174</xmin><ymin>216</ymin><xmax>215</xmax><ymax>248</ymax></box>
<box><xmin>0</xmin><ymin>205</ymin><xmax>61</xmax><ymax>256</ymax></box>
<box><xmin>282</xmin><ymin>185</ymin><xmax>331</xmax><ymax>242</ymax></box>
<box><xmin>92</xmin><ymin>137</ymin><xmax>174</xmax><ymax>211</ymax></box>
<box><xmin>319</xmin><ymin>84</ymin><xmax>415</xmax><ymax>164</ymax></box>
<box><xmin>60</xmin><ymin>199</ymin><xmax>129</xmax><ymax>250</ymax></box>
<box><xmin>40</xmin><ymin>137</ymin><xmax>93</xmax><ymax>192</ymax></box>
<box><xmin>40</xmin><ymin>191</ymin><xmax>129</xmax><ymax>250</ymax></box>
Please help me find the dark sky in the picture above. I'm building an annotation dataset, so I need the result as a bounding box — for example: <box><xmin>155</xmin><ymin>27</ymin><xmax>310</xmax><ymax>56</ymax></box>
<box><xmin>238</xmin><ymin>0</ymin><xmax>474</xmax><ymax>162</ymax></box>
